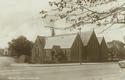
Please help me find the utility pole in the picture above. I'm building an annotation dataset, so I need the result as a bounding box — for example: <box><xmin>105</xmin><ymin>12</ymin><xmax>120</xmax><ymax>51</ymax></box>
<box><xmin>78</xmin><ymin>27</ymin><xmax>82</xmax><ymax>65</ymax></box>
<box><xmin>51</xmin><ymin>27</ymin><xmax>55</xmax><ymax>37</ymax></box>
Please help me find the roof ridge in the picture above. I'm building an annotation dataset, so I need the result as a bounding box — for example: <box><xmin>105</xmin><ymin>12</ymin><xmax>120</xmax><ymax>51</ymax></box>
<box><xmin>37</xmin><ymin>35</ymin><xmax>46</xmax><ymax>38</ymax></box>
<box><xmin>37</xmin><ymin>31</ymin><xmax>94</xmax><ymax>38</ymax></box>
<box><xmin>46</xmin><ymin>33</ymin><xmax>77</xmax><ymax>38</ymax></box>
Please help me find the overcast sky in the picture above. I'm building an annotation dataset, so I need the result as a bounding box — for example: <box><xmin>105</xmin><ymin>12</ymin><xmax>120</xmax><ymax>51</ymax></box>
<box><xmin>0</xmin><ymin>0</ymin><xmax>51</xmax><ymax>48</ymax></box>
<box><xmin>0</xmin><ymin>0</ymin><xmax>125</xmax><ymax>48</ymax></box>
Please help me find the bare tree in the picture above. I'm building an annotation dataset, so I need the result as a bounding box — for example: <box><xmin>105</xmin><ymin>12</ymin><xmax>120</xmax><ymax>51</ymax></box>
<box><xmin>40</xmin><ymin>0</ymin><xmax>125</xmax><ymax>33</ymax></box>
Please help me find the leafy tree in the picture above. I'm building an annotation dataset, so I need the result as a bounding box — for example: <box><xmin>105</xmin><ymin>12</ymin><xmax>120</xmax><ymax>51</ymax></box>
<box><xmin>107</xmin><ymin>40</ymin><xmax>125</xmax><ymax>49</ymax></box>
<box><xmin>8</xmin><ymin>36</ymin><xmax>33</xmax><ymax>57</ymax></box>
<box><xmin>107</xmin><ymin>40</ymin><xmax>125</xmax><ymax>60</ymax></box>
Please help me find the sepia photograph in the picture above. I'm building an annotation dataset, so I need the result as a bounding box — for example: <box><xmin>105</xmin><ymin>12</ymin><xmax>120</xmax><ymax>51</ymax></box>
<box><xmin>0</xmin><ymin>0</ymin><xmax>125</xmax><ymax>80</ymax></box>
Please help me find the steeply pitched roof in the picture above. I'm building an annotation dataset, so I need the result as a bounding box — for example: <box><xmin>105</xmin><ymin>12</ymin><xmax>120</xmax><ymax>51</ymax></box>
<box><xmin>80</xmin><ymin>31</ymin><xmax>93</xmax><ymax>46</ymax></box>
<box><xmin>44</xmin><ymin>33</ymin><xmax>77</xmax><ymax>49</ymax></box>
<box><xmin>37</xmin><ymin>36</ymin><xmax>46</xmax><ymax>48</ymax></box>
<box><xmin>97</xmin><ymin>37</ymin><xmax>103</xmax><ymax>44</ymax></box>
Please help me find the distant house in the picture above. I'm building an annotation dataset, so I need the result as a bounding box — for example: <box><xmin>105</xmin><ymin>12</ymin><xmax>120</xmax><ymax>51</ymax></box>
<box><xmin>81</xmin><ymin>30</ymin><xmax>100</xmax><ymax>62</ymax></box>
<box><xmin>0</xmin><ymin>49</ymin><xmax>4</xmax><ymax>56</ymax></box>
<box><xmin>3</xmin><ymin>48</ymin><xmax>9</xmax><ymax>56</ymax></box>
<box><xmin>0</xmin><ymin>48</ymin><xmax>10</xmax><ymax>56</ymax></box>
<box><xmin>32</xmin><ymin>33</ymin><xmax>84</xmax><ymax>63</ymax></box>
<box><xmin>97</xmin><ymin>37</ymin><xmax>109</xmax><ymax>61</ymax></box>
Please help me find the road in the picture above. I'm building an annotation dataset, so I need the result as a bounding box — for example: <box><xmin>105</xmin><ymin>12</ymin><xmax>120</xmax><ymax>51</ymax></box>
<box><xmin>0</xmin><ymin>63</ymin><xmax>124</xmax><ymax>80</ymax></box>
